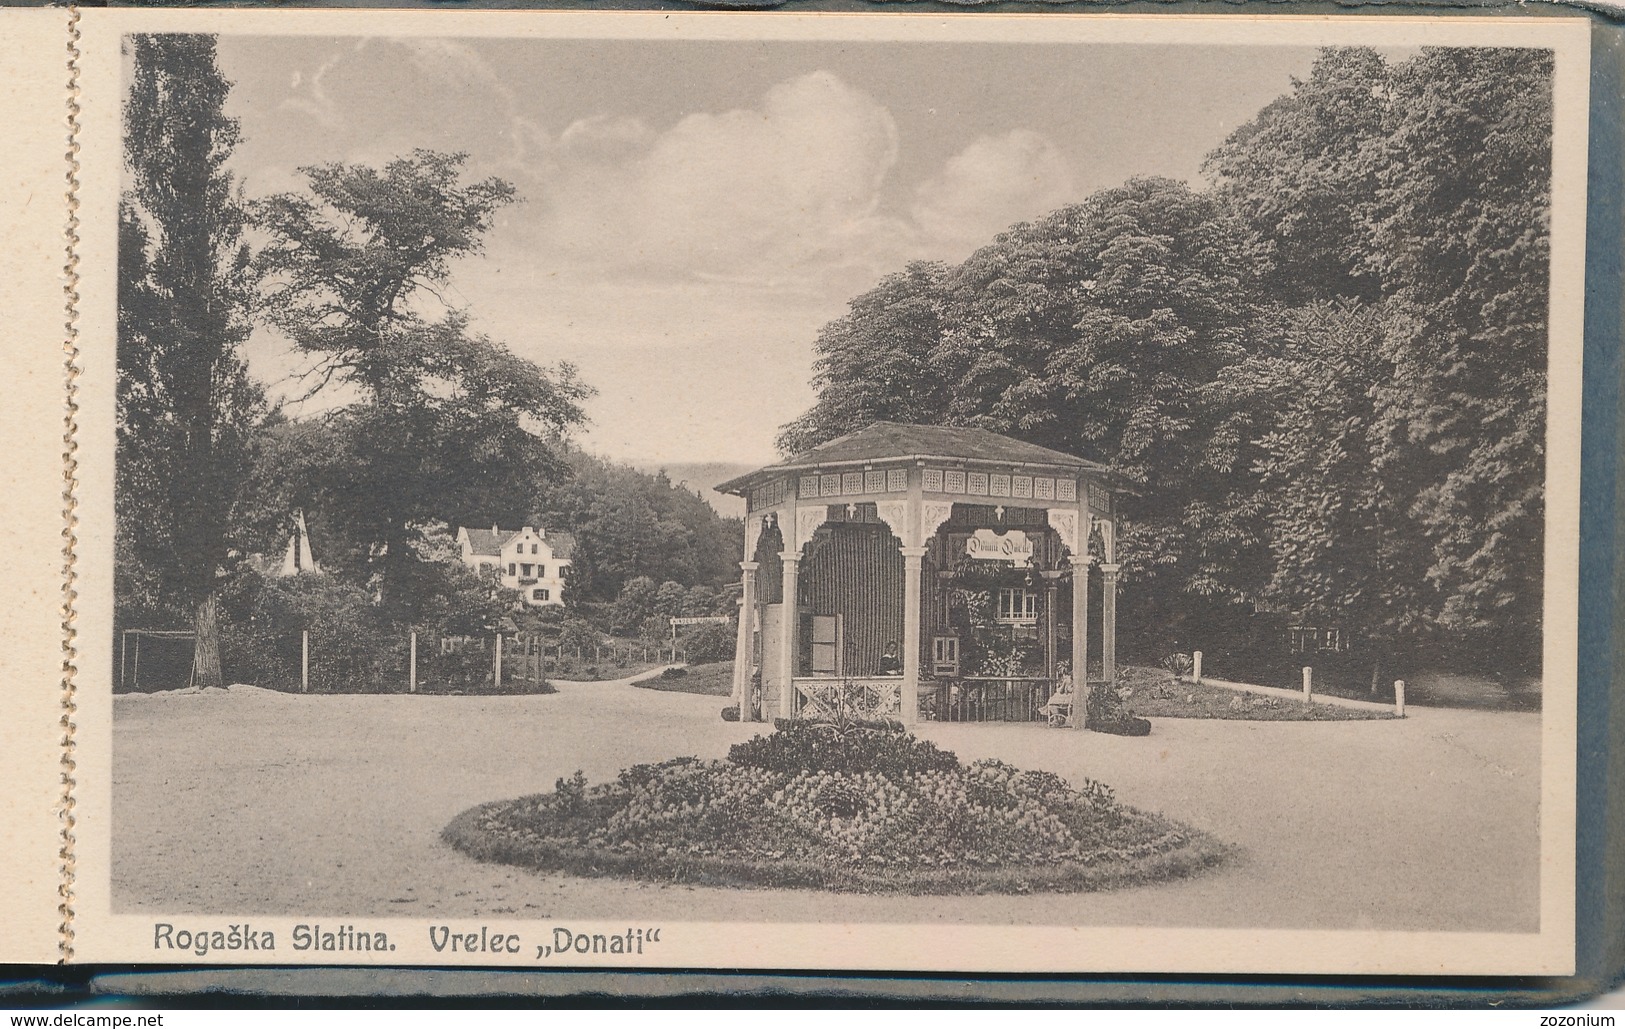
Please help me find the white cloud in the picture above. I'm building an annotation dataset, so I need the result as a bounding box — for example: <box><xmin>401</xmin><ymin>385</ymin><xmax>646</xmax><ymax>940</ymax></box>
<box><xmin>910</xmin><ymin>129</ymin><xmax>1077</xmax><ymax>250</ymax></box>
<box><xmin>278</xmin><ymin>49</ymin><xmax>348</xmax><ymax>130</ymax></box>
<box><xmin>532</xmin><ymin>71</ymin><xmax>910</xmax><ymax>287</ymax></box>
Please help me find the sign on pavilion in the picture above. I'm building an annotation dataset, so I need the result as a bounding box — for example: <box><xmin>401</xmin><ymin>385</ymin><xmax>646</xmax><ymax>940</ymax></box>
<box><xmin>716</xmin><ymin>422</ymin><xmax>1122</xmax><ymax>729</ymax></box>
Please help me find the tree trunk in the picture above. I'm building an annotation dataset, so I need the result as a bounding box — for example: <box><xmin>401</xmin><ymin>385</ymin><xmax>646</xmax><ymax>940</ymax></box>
<box><xmin>1369</xmin><ymin>649</ymin><xmax>1384</xmax><ymax>697</ymax></box>
<box><xmin>190</xmin><ymin>592</ymin><xmax>223</xmax><ymax>690</ymax></box>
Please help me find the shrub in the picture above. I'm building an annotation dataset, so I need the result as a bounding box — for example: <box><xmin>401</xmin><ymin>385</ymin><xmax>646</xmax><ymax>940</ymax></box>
<box><xmin>721</xmin><ymin>706</ymin><xmax>740</xmax><ymax>722</ymax></box>
<box><xmin>728</xmin><ymin>719</ymin><xmax>960</xmax><ymax>777</ymax></box>
<box><xmin>660</xmin><ymin>666</ymin><xmax>689</xmax><ymax>680</ymax></box>
<box><xmin>682</xmin><ymin>621</ymin><xmax>736</xmax><ymax>664</ymax></box>
<box><xmin>1086</xmin><ymin>681</ymin><xmax>1153</xmax><ymax>737</ymax></box>
<box><xmin>1161</xmin><ymin>653</ymin><xmax>1194</xmax><ymax>679</ymax></box>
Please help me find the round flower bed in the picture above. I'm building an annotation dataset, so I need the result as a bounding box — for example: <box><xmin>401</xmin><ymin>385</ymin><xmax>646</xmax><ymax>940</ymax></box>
<box><xmin>443</xmin><ymin>721</ymin><xmax>1227</xmax><ymax>894</ymax></box>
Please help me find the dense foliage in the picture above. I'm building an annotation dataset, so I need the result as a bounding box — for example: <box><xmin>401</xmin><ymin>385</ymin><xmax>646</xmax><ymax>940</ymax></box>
<box><xmin>533</xmin><ymin>448</ymin><xmax>743</xmax><ymax>604</ymax></box>
<box><xmin>445</xmin><ymin>725</ymin><xmax>1224</xmax><ymax>893</ymax></box>
<box><xmin>781</xmin><ymin>47</ymin><xmax>1553</xmax><ymax>676</ymax></box>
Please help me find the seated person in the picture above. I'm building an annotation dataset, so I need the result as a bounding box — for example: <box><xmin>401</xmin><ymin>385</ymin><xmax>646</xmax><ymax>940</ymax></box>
<box><xmin>877</xmin><ymin>641</ymin><xmax>902</xmax><ymax>676</ymax></box>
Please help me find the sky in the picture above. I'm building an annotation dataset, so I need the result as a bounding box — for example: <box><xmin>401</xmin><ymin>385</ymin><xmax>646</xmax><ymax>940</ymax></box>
<box><xmin>213</xmin><ymin>35</ymin><xmax>1322</xmax><ymax>467</ymax></box>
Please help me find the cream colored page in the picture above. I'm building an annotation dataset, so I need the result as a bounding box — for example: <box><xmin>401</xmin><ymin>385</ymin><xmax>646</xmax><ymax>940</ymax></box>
<box><xmin>67</xmin><ymin>10</ymin><xmax>1585</xmax><ymax>975</ymax></box>
<box><xmin>0</xmin><ymin>7</ymin><xmax>73</xmax><ymax>966</ymax></box>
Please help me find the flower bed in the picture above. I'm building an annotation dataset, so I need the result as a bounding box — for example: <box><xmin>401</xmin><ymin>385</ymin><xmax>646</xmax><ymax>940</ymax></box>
<box><xmin>443</xmin><ymin>721</ymin><xmax>1227</xmax><ymax>894</ymax></box>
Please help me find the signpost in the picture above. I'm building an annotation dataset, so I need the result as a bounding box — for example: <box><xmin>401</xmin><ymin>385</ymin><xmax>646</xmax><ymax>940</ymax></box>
<box><xmin>669</xmin><ymin>614</ymin><xmax>731</xmax><ymax>644</ymax></box>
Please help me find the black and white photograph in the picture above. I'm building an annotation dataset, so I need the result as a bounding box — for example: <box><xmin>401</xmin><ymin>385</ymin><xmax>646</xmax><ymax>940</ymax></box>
<box><xmin>67</xmin><ymin>11</ymin><xmax>1588</xmax><ymax>974</ymax></box>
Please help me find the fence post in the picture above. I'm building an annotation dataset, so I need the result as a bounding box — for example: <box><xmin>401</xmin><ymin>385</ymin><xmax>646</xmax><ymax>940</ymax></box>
<box><xmin>1394</xmin><ymin>679</ymin><xmax>1406</xmax><ymax>718</ymax></box>
<box><xmin>409</xmin><ymin>631</ymin><xmax>417</xmax><ymax>694</ymax></box>
<box><xmin>1192</xmin><ymin>650</ymin><xmax>1203</xmax><ymax>684</ymax></box>
<box><xmin>301</xmin><ymin>630</ymin><xmax>309</xmax><ymax>693</ymax></box>
<box><xmin>1301</xmin><ymin>666</ymin><xmax>1312</xmax><ymax>703</ymax></box>
<box><xmin>495</xmin><ymin>633</ymin><xmax>503</xmax><ymax>687</ymax></box>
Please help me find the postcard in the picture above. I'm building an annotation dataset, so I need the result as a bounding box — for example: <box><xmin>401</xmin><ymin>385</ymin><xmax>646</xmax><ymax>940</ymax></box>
<box><xmin>11</xmin><ymin>7</ymin><xmax>1596</xmax><ymax>976</ymax></box>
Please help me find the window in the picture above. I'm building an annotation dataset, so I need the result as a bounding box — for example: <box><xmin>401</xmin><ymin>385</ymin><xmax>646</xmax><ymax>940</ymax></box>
<box><xmin>531</xmin><ymin>544</ymin><xmax>538</xmax><ymax>555</ymax></box>
<box><xmin>507</xmin><ymin>563</ymin><xmax>516</xmax><ymax>576</ymax></box>
<box><xmin>532</xmin><ymin>588</ymin><xmax>550</xmax><ymax>602</ymax></box>
<box><xmin>806</xmin><ymin>614</ymin><xmax>840</xmax><ymax>675</ymax></box>
<box><xmin>520</xmin><ymin>563</ymin><xmax>533</xmax><ymax>577</ymax></box>
<box><xmin>996</xmin><ymin>588</ymin><xmax>1038</xmax><ymax>624</ymax></box>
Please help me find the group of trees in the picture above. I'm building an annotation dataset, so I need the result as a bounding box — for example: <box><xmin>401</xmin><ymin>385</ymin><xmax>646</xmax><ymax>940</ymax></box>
<box><xmin>782</xmin><ymin>47</ymin><xmax>1553</xmax><ymax>676</ymax></box>
<box><xmin>115</xmin><ymin>35</ymin><xmax>739</xmax><ymax>689</ymax></box>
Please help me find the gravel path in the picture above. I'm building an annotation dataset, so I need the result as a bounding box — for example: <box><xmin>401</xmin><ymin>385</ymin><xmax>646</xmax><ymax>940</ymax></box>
<box><xmin>111</xmin><ymin>671</ymin><xmax>1540</xmax><ymax>931</ymax></box>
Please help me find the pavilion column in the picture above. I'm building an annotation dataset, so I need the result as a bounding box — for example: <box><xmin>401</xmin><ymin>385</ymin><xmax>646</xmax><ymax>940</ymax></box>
<box><xmin>900</xmin><ymin>546</ymin><xmax>928</xmax><ymax>726</ymax></box>
<box><xmin>1102</xmin><ymin>563</ymin><xmax>1120</xmax><ymax>687</ymax></box>
<box><xmin>778</xmin><ymin>552</ymin><xmax>801</xmax><ymax>720</ymax></box>
<box><xmin>732</xmin><ymin>561</ymin><xmax>758</xmax><ymax>721</ymax></box>
<box><xmin>1072</xmin><ymin>522</ymin><xmax>1090</xmax><ymax>732</ymax></box>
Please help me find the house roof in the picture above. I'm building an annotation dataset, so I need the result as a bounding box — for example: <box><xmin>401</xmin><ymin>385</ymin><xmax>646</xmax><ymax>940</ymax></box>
<box><xmin>716</xmin><ymin>422</ymin><xmax>1111</xmax><ymax>496</ymax></box>
<box><xmin>462</xmin><ymin>527</ymin><xmax>577</xmax><ymax>560</ymax></box>
<box><xmin>462</xmin><ymin>527</ymin><xmax>515</xmax><ymax>557</ymax></box>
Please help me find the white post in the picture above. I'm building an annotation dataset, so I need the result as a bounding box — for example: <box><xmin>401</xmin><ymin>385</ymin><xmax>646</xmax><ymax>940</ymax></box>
<box><xmin>1394</xmin><ymin>679</ymin><xmax>1406</xmax><ymax>718</ymax></box>
<box><xmin>495</xmin><ymin>633</ymin><xmax>503</xmax><ymax>687</ymax></box>
<box><xmin>1192</xmin><ymin>650</ymin><xmax>1203</xmax><ymax>684</ymax></box>
<box><xmin>900</xmin><ymin>546</ymin><xmax>927</xmax><ymax>727</ymax></box>
<box><xmin>301</xmin><ymin>630</ymin><xmax>309</xmax><ymax>693</ymax></box>
<box><xmin>779</xmin><ymin>553</ymin><xmax>801</xmax><ymax>719</ymax></box>
<box><xmin>409</xmin><ymin>631</ymin><xmax>417</xmax><ymax>694</ymax></box>
<box><xmin>1301</xmin><ymin>666</ymin><xmax>1312</xmax><ymax>703</ymax></box>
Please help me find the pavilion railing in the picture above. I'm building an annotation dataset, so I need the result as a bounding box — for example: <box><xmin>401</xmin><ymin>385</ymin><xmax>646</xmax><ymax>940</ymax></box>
<box><xmin>792</xmin><ymin>677</ymin><xmax>903</xmax><ymax>721</ymax></box>
<box><xmin>928</xmin><ymin>676</ymin><xmax>1056</xmax><ymax>723</ymax></box>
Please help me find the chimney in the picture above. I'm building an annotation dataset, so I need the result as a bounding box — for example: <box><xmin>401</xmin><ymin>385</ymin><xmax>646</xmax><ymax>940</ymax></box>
<box><xmin>524</xmin><ymin>525</ymin><xmax>534</xmax><ymax>535</ymax></box>
<box><xmin>491</xmin><ymin>523</ymin><xmax>498</xmax><ymax>535</ymax></box>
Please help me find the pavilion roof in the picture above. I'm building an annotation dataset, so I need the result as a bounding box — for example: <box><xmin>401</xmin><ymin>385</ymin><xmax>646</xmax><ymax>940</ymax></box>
<box><xmin>717</xmin><ymin>422</ymin><xmax>1110</xmax><ymax>496</ymax></box>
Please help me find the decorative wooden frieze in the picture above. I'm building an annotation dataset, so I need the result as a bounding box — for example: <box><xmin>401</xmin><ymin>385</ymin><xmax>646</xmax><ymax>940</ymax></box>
<box><xmin>989</xmin><ymin>473</ymin><xmax>1011</xmax><ymax>497</ymax></box>
<box><xmin>1056</xmin><ymin>478</ymin><xmax>1077</xmax><ymax>502</ymax></box>
<box><xmin>920</xmin><ymin>501</ymin><xmax>955</xmax><ymax>545</ymax></box>
<box><xmin>943</xmin><ymin>469</ymin><xmax>966</xmax><ymax>493</ymax></box>
<box><xmin>1046</xmin><ymin>509</ymin><xmax>1083</xmax><ymax>557</ymax></box>
<box><xmin>745</xmin><ymin>514</ymin><xmax>766</xmax><ymax>560</ymax></box>
<box><xmin>750</xmin><ymin>478</ymin><xmax>788</xmax><ymax>510</ymax></box>
<box><xmin>801</xmin><ymin>468</ymin><xmax>910</xmax><ymax>500</ymax></box>
<box><xmin>875</xmin><ymin>501</ymin><xmax>910</xmax><ymax>546</ymax></box>
<box><xmin>922</xmin><ymin>468</ymin><xmax>944</xmax><ymax>493</ymax></box>
<box><xmin>796</xmin><ymin>507</ymin><xmax>828</xmax><ymax>553</ymax></box>
<box><xmin>967</xmin><ymin>471</ymin><xmax>989</xmax><ymax>496</ymax></box>
<box><xmin>1088</xmin><ymin>481</ymin><xmax>1110</xmax><ymax>513</ymax></box>
<box><xmin>1034</xmin><ymin>477</ymin><xmax>1055</xmax><ymax>501</ymax></box>
<box><xmin>1011</xmin><ymin>475</ymin><xmax>1033</xmax><ymax>499</ymax></box>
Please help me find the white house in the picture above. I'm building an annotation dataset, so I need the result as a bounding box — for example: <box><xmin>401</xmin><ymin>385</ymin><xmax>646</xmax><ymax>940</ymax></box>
<box><xmin>456</xmin><ymin>524</ymin><xmax>575</xmax><ymax>608</ymax></box>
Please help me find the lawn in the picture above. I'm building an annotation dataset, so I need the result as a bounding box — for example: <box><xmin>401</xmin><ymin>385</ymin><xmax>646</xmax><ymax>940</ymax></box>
<box><xmin>1114</xmin><ymin>668</ymin><xmax>1394</xmax><ymax>721</ymax></box>
<box><xmin>635</xmin><ymin>660</ymin><xmax>735</xmax><ymax>696</ymax></box>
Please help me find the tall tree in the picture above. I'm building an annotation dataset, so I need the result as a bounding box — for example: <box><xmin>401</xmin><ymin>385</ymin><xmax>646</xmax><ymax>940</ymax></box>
<box><xmin>1202</xmin><ymin>47</ymin><xmax>1390</xmax><ymax>304</ymax></box>
<box><xmin>254</xmin><ymin>151</ymin><xmax>593</xmax><ymax>618</ymax></box>
<box><xmin>118</xmin><ymin>34</ymin><xmax>263</xmax><ymax>687</ymax></box>
<box><xmin>1366</xmin><ymin>48</ymin><xmax>1552</xmax><ymax>667</ymax></box>
<box><xmin>1205</xmin><ymin>45</ymin><xmax>1553</xmax><ymax>667</ymax></box>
